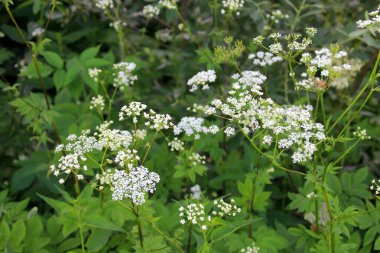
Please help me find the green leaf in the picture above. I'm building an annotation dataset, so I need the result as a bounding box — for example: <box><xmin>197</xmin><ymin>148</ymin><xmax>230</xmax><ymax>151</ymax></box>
<box><xmin>374</xmin><ymin>236</ymin><xmax>380</xmax><ymax>250</ymax></box>
<box><xmin>53</xmin><ymin>69</ymin><xmax>66</xmax><ymax>90</ymax></box>
<box><xmin>38</xmin><ymin>194</ymin><xmax>72</xmax><ymax>213</ymax></box>
<box><xmin>86</xmin><ymin>229</ymin><xmax>112</xmax><ymax>252</ymax></box>
<box><xmin>20</xmin><ymin>61</ymin><xmax>54</xmax><ymax>78</ymax></box>
<box><xmin>85</xmin><ymin>214</ymin><xmax>125</xmax><ymax>232</ymax></box>
<box><xmin>42</xmin><ymin>51</ymin><xmax>64</xmax><ymax>69</ymax></box>
<box><xmin>79</xmin><ymin>46</ymin><xmax>100</xmax><ymax>62</ymax></box>
<box><xmin>11</xmin><ymin>220</ymin><xmax>26</xmax><ymax>248</ymax></box>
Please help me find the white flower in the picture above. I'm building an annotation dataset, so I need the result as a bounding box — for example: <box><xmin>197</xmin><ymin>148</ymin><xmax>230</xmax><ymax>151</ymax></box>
<box><xmin>158</xmin><ymin>0</ymin><xmax>177</xmax><ymax>10</ymax></box>
<box><xmin>357</xmin><ymin>5</ymin><xmax>380</xmax><ymax>30</ymax></box>
<box><xmin>174</xmin><ymin>117</ymin><xmax>209</xmax><ymax>138</ymax></box>
<box><xmin>353</xmin><ymin>127</ymin><xmax>371</xmax><ymax>140</ymax></box>
<box><xmin>248</xmin><ymin>51</ymin><xmax>282</xmax><ymax>67</ymax></box>
<box><xmin>224</xmin><ymin>127</ymin><xmax>236</xmax><ymax>137</ymax></box>
<box><xmin>88</xmin><ymin>68</ymin><xmax>102</xmax><ymax>82</ymax></box>
<box><xmin>119</xmin><ymin>102</ymin><xmax>147</xmax><ymax>122</ymax></box>
<box><xmin>90</xmin><ymin>95</ymin><xmax>105</xmax><ymax>111</ymax></box>
<box><xmin>31</xmin><ymin>27</ymin><xmax>44</xmax><ymax>37</ymax></box>
<box><xmin>189</xmin><ymin>153</ymin><xmax>206</xmax><ymax>166</ymax></box>
<box><xmin>221</xmin><ymin>0</ymin><xmax>244</xmax><ymax>15</ymax></box>
<box><xmin>95</xmin><ymin>0</ymin><xmax>114</xmax><ymax>10</ymax></box>
<box><xmin>190</xmin><ymin>184</ymin><xmax>202</xmax><ymax>200</ymax></box>
<box><xmin>113</xmin><ymin>62</ymin><xmax>137</xmax><ymax>90</ymax></box>
<box><xmin>168</xmin><ymin>137</ymin><xmax>185</xmax><ymax>152</ymax></box>
<box><xmin>58</xmin><ymin>179</ymin><xmax>65</xmax><ymax>184</ymax></box>
<box><xmin>111</xmin><ymin>166</ymin><xmax>160</xmax><ymax>205</ymax></box>
<box><xmin>142</xmin><ymin>5</ymin><xmax>160</xmax><ymax>19</ymax></box>
<box><xmin>187</xmin><ymin>70</ymin><xmax>216</xmax><ymax>92</ymax></box>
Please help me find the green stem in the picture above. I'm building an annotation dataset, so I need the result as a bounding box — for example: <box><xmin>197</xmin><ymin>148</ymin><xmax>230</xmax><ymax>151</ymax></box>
<box><xmin>186</xmin><ymin>223</ymin><xmax>192</xmax><ymax>253</ymax></box>
<box><xmin>328</xmin><ymin>51</ymin><xmax>380</xmax><ymax>134</ymax></box>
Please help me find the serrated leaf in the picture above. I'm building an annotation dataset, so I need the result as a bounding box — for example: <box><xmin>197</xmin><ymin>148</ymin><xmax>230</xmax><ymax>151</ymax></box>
<box><xmin>42</xmin><ymin>51</ymin><xmax>64</xmax><ymax>69</ymax></box>
<box><xmin>85</xmin><ymin>214</ymin><xmax>125</xmax><ymax>232</ymax></box>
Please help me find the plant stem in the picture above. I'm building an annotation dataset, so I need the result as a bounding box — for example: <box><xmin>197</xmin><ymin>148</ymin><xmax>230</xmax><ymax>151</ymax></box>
<box><xmin>186</xmin><ymin>223</ymin><xmax>192</xmax><ymax>253</ymax></box>
<box><xmin>327</xmin><ymin>51</ymin><xmax>380</xmax><ymax>134</ymax></box>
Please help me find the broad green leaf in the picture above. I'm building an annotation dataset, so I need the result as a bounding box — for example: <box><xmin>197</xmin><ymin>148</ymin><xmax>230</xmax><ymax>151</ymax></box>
<box><xmin>42</xmin><ymin>51</ymin><xmax>64</xmax><ymax>69</ymax></box>
<box><xmin>85</xmin><ymin>214</ymin><xmax>125</xmax><ymax>232</ymax></box>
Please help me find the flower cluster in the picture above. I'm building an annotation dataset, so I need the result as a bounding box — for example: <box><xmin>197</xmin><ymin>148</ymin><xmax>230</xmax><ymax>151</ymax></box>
<box><xmin>253</xmin><ymin>28</ymin><xmax>316</xmax><ymax>56</ymax></box>
<box><xmin>357</xmin><ymin>5</ymin><xmax>380</xmax><ymax>30</ymax></box>
<box><xmin>221</xmin><ymin>0</ymin><xmax>244</xmax><ymax>16</ymax></box>
<box><xmin>111</xmin><ymin>166</ymin><xmax>160</xmax><ymax>205</ymax></box>
<box><xmin>31</xmin><ymin>27</ymin><xmax>44</xmax><ymax>37</ymax></box>
<box><xmin>230</xmin><ymin>71</ymin><xmax>267</xmax><ymax>95</ymax></box>
<box><xmin>200</xmin><ymin>71</ymin><xmax>325</xmax><ymax>163</ymax></box>
<box><xmin>190</xmin><ymin>184</ymin><xmax>201</xmax><ymax>200</ymax></box>
<box><xmin>224</xmin><ymin>126</ymin><xmax>236</xmax><ymax>137</ymax></box>
<box><xmin>179</xmin><ymin>203</ymin><xmax>210</xmax><ymax>230</ymax></box>
<box><xmin>158</xmin><ymin>0</ymin><xmax>177</xmax><ymax>10</ymax></box>
<box><xmin>95</xmin><ymin>0</ymin><xmax>114</xmax><ymax>10</ymax></box>
<box><xmin>119</xmin><ymin>102</ymin><xmax>147</xmax><ymax>123</ymax></box>
<box><xmin>90</xmin><ymin>95</ymin><xmax>105</xmax><ymax>111</ymax></box>
<box><xmin>119</xmin><ymin>102</ymin><xmax>173</xmax><ymax>131</ymax></box>
<box><xmin>88</xmin><ymin>68</ymin><xmax>102</xmax><ymax>82</ymax></box>
<box><xmin>248</xmin><ymin>51</ymin><xmax>283</xmax><ymax>67</ymax></box>
<box><xmin>353</xmin><ymin>127</ymin><xmax>371</xmax><ymax>140</ymax></box>
<box><xmin>189</xmin><ymin>153</ymin><xmax>206</xmax><ymax>166</ymax></box>
<box><xmin>370</xmin><ymin>179</ymin><xmax>380</xmax><ymax>195</ymax></box>
<box><xmin>266</xmin><ymin>9</ymin><xmax>289</xmax><ymax>24</ymax></box>
<box><xmin>187</xmin><ymin>70</ymin><xmax>216</xmax><ymax>92</ymax></box>
<box><xmin>212</xmin><ymin>198</ymin><xmax>241</xmax><ymax>217</ymax></box>
<box><xmin>297</xmin><ymin>46</ymin><xmax>352</xmax><ymax>90</ymax></box>
<box><xmin>168</xmin><ymin>137</ymin><xmax>185</xmax><ymax>152</ymax></box>
<box><xmin>241</xmin><ymin>242</ymin><xmax>260</xmax><ymax>253</ymax></box>
<box><xmin>50</xmin><ymin>121</ymin><xmax>133</xmax><ymax>183</ymax></box>
<box><xmin>113</xmin><ymin>62</ymin><xmax>137</xmax><ymax>90</ymax></box>
<box><xmin>142</xmin><ymin>5</ymin><xmax>160</xmax><ymax>19</ymax></box>
<box><xmin>174</xmin><ymin>117</ymin><xmax>209</xmax><ymax>139</ymax></box>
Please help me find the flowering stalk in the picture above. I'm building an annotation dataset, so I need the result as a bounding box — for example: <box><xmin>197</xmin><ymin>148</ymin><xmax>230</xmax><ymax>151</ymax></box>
<box><xmin>186</xmin><ymin>223</ymin><xmax>192</xmax><ymax>253</ymax></box>
<box><xmin>327</xmin><ymin>51</ymin><xmax>380</xmax><ymax>134</ymax></box>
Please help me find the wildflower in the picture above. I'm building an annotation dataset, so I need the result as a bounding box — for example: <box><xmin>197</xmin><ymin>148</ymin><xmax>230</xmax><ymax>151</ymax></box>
<box><xmin>212</xmin><ymin>198</ymin><xmax>241</xmax><ymax>217</ymax></box>
<box><xmin>142</xmin><ymin>5</ymin><xmax>160</xmax><ymax>19</ymax></box>
<box><xmin>174</xmin><ymin>117</ymin><xmax>209</xmax><ymax>139</ymax></box>
<box><xmin>189</xmin><ymin>153</ymin><xmax>206</xmax><ymax>166</ymax></box>
<box><xmin>357</xmin><ymin>5</ymin><xmax>380</xmax><ymax>30</ymax></box>
<box><xmin>266</xmin><ymin>9</ymin><xmax>289</xmax><ymax>24</ymax></box>
<box><xmin>144</xmin><ymin>109</ymin><xmax>173</xmax><ymax>131</ymax></box>
<box><xmin>95</xmin><ymin>0</ymin><xmax>114</xmax><ymax>10</ymax></box>
<box><xmin>88</xmin><ymin>68</ymin><xmax>102</xmax><ymax>82</ymax></box>
<box><xmin>31</xmin><ymin>27</ymin><xmax>44</xmax><ymax>37</ymax></box>
<box><xmin>190</xmin><ymin>184</ymin><xmax>202</xmax><ymax>200</ymax></box>
<box><xmin>221</xmin><ymin>0</ymin><xmax>244</xmax><ymax>16</ymax></box>
<box><xmin>90</xmin><ymin>95</ymin><xmax>105</xmax><ymax>111</ymax></box>
<box><xmin>241</xmin><ymin>242</ymin><xmax>260</xmax><ymax>253</ymax></box>
<box><xmin>187</xmin><ymin>70</ymin><xmax>216</xmax><ymax>92</ymax></box>
<box><xmin>353</xmin><ymin>127</ymin><xmax>371</xmax><ymax>140</ymax></box>
<box><xmin>158</xmin><ymin>0</ymin><xmax>177</xmax><ymax>10</ymax></box>
<box><xmin>370</xmin><ymin>179</ymin><xmax>380</xmax><ymax>195</ymax></box>
<box><xmin>111</xmin><ymin>166</ymin><xmax>160</xmax><ymax>205</ymax></box>
<box><xmin>248</xmin><ymin>51</ymin><xmax>282</xmax><ymax>67</ymax></box>
<box><xmin>113</xmin><ymin>62</ymin><xmax>137</xmax><ymax>90</ymax></box>
<box><xmin>168</xmin><ymin>137</ymin><xmax>185</xmax><ymax>152</ymax></box>
<box><xmin>178</xmin><ymin>203</ymin><xmax>210</xmax><ymax>229</ymax></box>
<box><xmin>119</xmin><ymin>102</ymin><xmax>147</xmax><ymax>123</ymax></box>
<box><xmin>224</xmin><ymin>126</ymin><xmax>236</xmax><ymax>137</ymax></box>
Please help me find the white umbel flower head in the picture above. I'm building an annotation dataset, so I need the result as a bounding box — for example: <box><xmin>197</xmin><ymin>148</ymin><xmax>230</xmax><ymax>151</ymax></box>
<box><xmin>113</xmin><ymin>62</ymin><xmax>137</xmax><ymax>90</ymax></box>
<box><xmin>90</xmin><ymin>95</ymin><xmax>105</xmax><ymax>111</ymax></box>
<box><xmin>111</xmin><ymin>166</ymin><xmax>160</xmax><ymax>205</ymax></box>
<box><xmin>143</xmin><ymin>5</ymin><xmax>160</xmax><ymax>19</ymax></box>
<box><xmin>187</xmin><ymin>70</ymin><xmax>216</xmax><ymax>92</ymax></box>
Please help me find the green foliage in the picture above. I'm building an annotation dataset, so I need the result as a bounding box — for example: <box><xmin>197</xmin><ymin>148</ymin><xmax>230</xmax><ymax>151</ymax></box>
<box><xmin>1</xmin><ymin>0</ymin><xmax>380</xmax><ymax>252</ymax></box>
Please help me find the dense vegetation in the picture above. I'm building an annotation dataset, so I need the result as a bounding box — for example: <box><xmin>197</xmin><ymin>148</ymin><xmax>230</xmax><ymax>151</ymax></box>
<box><xmin>1</xmin><ymin>0</ymin><xmax>380</xmax><ymax>252</ymax></box>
